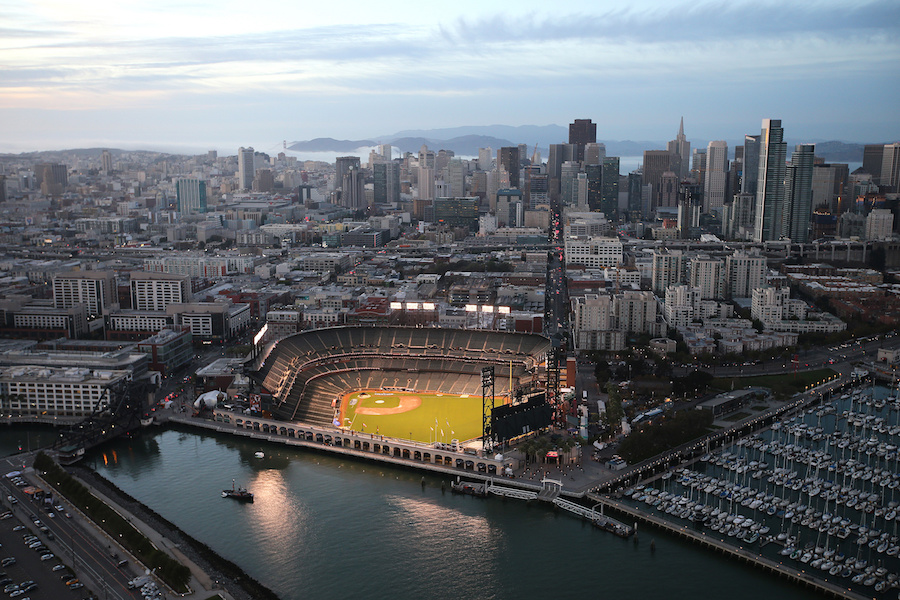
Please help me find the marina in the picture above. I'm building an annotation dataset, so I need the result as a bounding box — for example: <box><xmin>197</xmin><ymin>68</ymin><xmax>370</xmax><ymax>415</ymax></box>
<box><xmin>612</xmin><ymin>382</ymin><xmax>900</xmax><ymax>599</ymax></box>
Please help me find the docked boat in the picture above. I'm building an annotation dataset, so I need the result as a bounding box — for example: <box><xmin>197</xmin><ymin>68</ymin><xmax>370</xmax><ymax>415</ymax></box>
<box><xmin>222</xmin><ymin>479</ymin><xmax>254</xmax><ymax>502</ymax></box>
<box><xmin>254</xmin><ymin>451</ymin><xmax>265</xmax><ymax>459</ymax></box>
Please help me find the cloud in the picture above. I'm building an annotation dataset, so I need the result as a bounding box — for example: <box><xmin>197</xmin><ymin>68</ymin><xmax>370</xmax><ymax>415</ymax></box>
<box><xmin>442</xmin><ymin>1</ymin><xmax>900</xmax><ymax>45</ymax></box>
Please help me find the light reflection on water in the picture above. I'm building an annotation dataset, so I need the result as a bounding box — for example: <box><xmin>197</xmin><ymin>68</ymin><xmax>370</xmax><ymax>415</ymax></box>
<box><xmin>78</xmin><ymin>426</ymin><xmax>824</xmax><ymax>600</ymax></box>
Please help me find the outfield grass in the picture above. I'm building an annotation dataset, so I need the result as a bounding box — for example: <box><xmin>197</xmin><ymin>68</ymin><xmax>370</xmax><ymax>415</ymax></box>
<box><xmin>339</xmin><ymin>390</ymin><xmax>498</xmax><ymax>443</ymax></box>
<box><xmin>711</xmin><ymin>368</ymin><xmax>838</xmax><ymax>398</ymax></box>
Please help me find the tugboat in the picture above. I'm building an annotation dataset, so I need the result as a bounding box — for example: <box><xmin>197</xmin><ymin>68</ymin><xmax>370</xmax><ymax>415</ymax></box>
<box><xmin>222</xmin><ymin>479</ymin><xmax>254</xmax><ymax>502</ymax></box>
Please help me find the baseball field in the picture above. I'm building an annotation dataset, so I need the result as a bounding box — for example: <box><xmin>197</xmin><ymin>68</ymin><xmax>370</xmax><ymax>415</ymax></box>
<box><xmin>338</xmin><ymin>389</ymin><xmax>502</xmax><ymax>443</ymax></box>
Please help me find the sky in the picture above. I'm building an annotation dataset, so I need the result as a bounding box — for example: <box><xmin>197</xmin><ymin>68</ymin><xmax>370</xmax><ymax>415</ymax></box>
<box><xmin>1</xmin><ymin>0</ymin><xmax>899</xmax><ymax>155</ymax></box>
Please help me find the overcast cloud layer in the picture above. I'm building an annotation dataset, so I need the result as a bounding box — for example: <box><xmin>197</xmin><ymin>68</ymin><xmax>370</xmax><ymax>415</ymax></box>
<box><xmin>1</xmin><ymin>0</ymin><xmax>898</xmax><ymax>154</ymax></box>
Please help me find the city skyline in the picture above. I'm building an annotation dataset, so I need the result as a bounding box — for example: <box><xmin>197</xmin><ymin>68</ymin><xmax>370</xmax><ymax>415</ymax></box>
<box><xmin>2</xmin><ymin>0</ymin><xmax>899</xmax><ymax>154</ymax></box>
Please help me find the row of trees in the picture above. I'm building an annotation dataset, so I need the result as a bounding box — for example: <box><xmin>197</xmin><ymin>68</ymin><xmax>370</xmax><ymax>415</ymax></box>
<box><xmin>616</xmin><ymin>410</ymin><xmax>714</xmax><ymax>464</ymax></box>
<box><xmin>33</xmin><ymin>453</ymin><xmax>191</xmax><ymax>592</ymax></box>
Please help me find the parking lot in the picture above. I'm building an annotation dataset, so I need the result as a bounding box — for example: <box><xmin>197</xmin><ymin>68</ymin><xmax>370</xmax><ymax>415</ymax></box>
<box><xmin>0</xmin><ymin>467</ymin><xmax>138</xmax><ymax>600</ymax></box>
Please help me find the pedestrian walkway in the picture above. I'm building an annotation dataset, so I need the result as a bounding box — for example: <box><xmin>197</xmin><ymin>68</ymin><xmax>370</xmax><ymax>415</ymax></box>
<box><xmin>65</xmin><ymin>473</ymin><xmax>235</xmax><ymax>600</ymax></box>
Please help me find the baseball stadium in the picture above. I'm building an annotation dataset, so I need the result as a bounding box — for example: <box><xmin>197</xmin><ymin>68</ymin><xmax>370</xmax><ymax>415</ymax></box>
<box><xmin>253</xmin><ymin>326</ymin><xmax>552</xmax><ymax>445</ymax></box>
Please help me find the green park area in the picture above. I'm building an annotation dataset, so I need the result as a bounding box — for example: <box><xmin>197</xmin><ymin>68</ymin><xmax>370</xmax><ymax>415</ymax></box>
<box><xmin>340</xmin><ymin>390</ymin><xmax>492</xmax><ymax>443</ymax></box>
<box><xmin>711</xmin><ymin>368</ymin><xmax>838</xmax><ymax>399</ymax></box>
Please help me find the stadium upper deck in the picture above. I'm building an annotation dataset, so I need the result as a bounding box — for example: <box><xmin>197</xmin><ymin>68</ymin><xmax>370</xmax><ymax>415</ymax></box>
<box><xmin>253</xmin><ymin>327</ymin><xmax>551</xmax><ymax>425</ymax></box>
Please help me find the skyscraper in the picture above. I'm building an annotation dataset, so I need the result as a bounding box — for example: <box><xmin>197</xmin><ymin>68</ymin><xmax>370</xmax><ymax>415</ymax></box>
<box><xmin>498</xmin><ymin>147</ymin><xmax>520</xmax><ymax>188</ymax></box>
<box><xmin>741</xmin><ymin>135</ymin><xmax>761</xmax><ymax>196</ymax></box>
<box><xmin>863</xmin><ymin>144</ymin><xmax>885</xmax><ymax>183</ymax></box>
<box><xmin>704</xmin><ymin>141</ymin><xmax>728</xmax><ymax>213</ymax></box>
<box><xmin>340</xmin><ymin>166</ymin><xmax>367</xmax><ymax>210</ymax></box>
<box><xmin>373</xmin><ymin>161</ymin><xmax>400</xmax><ymax>204</ymax></box>
<box><xmin>785</xmin><ymin>144</ymin><xmax>815</xmax><ymax>242</ymax></box>
<box><xmin>881</xmin><ymin>143</ymin><xmax>900</xmax><ymax>192</ymax></box>
<box><xmin>584</xmin><ymin>143</ymin><xmax>606</xmax><ymax>166</ymax></box>
<box><xmin>643</xmin><ymin>150</ymin><xmax>677</xmax><ymax>213</ymax></box>
<box><xmin>447</xmin><ymin>159</ymin><xmax>466</xmax><ymax>197</ymax></box>
<box><xmin>238</xmin><ymin>147</ymin><xmax>255</xmax><ymax>191</ymax></box>
<box><xmin>585</xmin><ymin>164</ymin><xmax>603</xmax><ymax>211</ymax></box>
<box><xmin>175</xmin><ymin>178</ymin><xmax>207</xmax><ymax>213</ymax></box>
<box><xmin>667</xmin><ymin>118</ymin><xmax>691</xmax><ymax>179</ymax></box>
<box><xmin>334</xmin><ymin>156</ymin><xmax>361</xmax><ymax>191</ymax></box>
<box><xmin>569</xmin><ymin>119</ymin><xmax>597</xmax><ymax>164</ymax></box>
<box><xmin>753</xmin><ymin>119</ymin><xmax>787</xmax><ymax>242</ymax></box>
<box><xmin>101</xmin><ymin>149</ymin><xmax>113</xmax><ymax>175</ymax></box>
<box><xmin>478</xmin><ymin>147</ymin><xmax>493</xmax><ymax>171</ymax></box>
<box><xmin>601</xmin><ymin>157</ymin><xmax>620</xmax><ymax>219</ymax></box>
<box><xmin>548</xmin><ymin>144</ymin><xmax>575</xmax><ymax>196</ymax></box>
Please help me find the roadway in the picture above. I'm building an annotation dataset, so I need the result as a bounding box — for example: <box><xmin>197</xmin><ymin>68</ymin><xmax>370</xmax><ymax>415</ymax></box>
<box><xmin>0</xmin><ymin>454</ymin><xmax>138</xmax><ymax>600</ymax></box>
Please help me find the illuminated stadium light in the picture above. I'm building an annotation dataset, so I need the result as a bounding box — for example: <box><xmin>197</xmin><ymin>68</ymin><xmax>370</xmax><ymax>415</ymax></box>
<box><xmin>481</xmin><ymin>305</ymin><xmax>494</xmax><ymax>313</ymax></box>
<box><xmin>422</xmin><ymin>303</ymin><xmax>436</xmax><ymax>311</ymax></box>
<box><xmin>253</xmin><ymin>324</ymin><xmax>268</xmax><ymax>345</ymax></box>
<box><xmin>406</xmin><ymin>302</ymin><xmax>419</xmax><ymax>310</ymax></box>
<box><xmin>390</xmin><ymin>302</ymin><xmax>403</xmax><ymax>309</ymax></box>
<box><xmin>498</xmin><ymin>306</ymin><xmax>511</xmax><ymax>314</ymax></box>
<box><xmin>465</xmin><ymin>304</ymin><xmax>478</xmax><ymax>312</ymax></box>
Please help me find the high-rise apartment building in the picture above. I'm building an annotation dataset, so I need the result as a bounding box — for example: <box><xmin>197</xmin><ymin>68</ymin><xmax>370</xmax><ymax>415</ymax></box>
<box><xmin>741</xmin><ymin>135</ymin><xmax>761</xmax><ymax>196</ymax></box>
<box><xmin>238</xmin><ymin>147</ymin><xmax>255</xmax><ymax>191</ymax></box>
<box><xmin>651</xmin><ymin>249</ymin><xmax>685</xmax><ymax>295</ymax></box>
<box><xmin>865</xmin><ymin>208</ymin><xmax>895</xmax><ymax>240</ymax></box>
<box><xmin>175</xmin><ymin>178</ymin><xmax>207</xmax><ymax>213</ymax></box>
<box><xmin>753</xmin><ymin>119</ymin><xmax>788</xmax><ymax>242</ymax></box>
<box><xmin>689</xmin><ymin>255</ymin><xmax>724</xmax><ymax>299</ymax></box>
<box><xmin>725</xmin><ymin>249</ymin><xmax>767</xmax><ymax>298</ymax></box>
<box><xmin>704</xmin><ymin>141</ymin><xmax>728</xmax><ymax>213</ymax></box>
<box><xmin>785</xmin><ymin>144</ymin><xmax>815</xmax><ymax>242</ymax></box>
<box><xmin>130</xmin><ymin>272</ymin><xmax>193</xmax><ymax>312</ymax></box>
<box><xmin>52</xmin><ymin>271</ymin><xmax>116</xmax><ymax>318</ymax></box>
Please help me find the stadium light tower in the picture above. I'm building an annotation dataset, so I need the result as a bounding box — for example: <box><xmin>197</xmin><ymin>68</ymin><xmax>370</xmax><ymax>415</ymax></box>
<box><xmin>482</xmin><ymin>366</ymin><xmax>495</xmax><ymax>452</ymax></box>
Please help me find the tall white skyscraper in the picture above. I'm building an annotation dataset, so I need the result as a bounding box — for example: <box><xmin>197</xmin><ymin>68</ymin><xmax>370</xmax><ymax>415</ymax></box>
<box><xmin>447</xmin><ymin>159</ymin><xmax>466</xmax><ymax>197</ymax></box>
<box><xmin>753</xmin><ymin>119</ymin><xmax>787</xmax><ymax>242</ymax></box>
<box><xmin>703</xmin><ymin>141</ymin><xmax>728</xmax><ymax>213</ymax></box>
<box><xmin>418</xmin><ymin>167</ymin><xmax>434</xmax><ymax>200</ymax></box>
<box><xmin>238</xmin><ymin>147</ymin><xmax>255</xmax><ymax>191</ymax></box>
<box><xmin>865</xmin><ymin>208</ymin><xmax>895</xmax><ymax>240</ymax></box>
<box><xmin>478</xmin><ymin>147</ymin><xmax>493</xmax><ymax>171</ymax></box>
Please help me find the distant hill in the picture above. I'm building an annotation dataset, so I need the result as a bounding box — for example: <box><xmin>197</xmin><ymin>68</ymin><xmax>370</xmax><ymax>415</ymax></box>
<box><xmin>287</xmin><ymin>138</ymin><xmax>376</xmax><ymax>152</ymax></box>
<box><xmin>806</xmin><ymin>140</ymin><xmax>864</xmax><ymax>163</ymax></box>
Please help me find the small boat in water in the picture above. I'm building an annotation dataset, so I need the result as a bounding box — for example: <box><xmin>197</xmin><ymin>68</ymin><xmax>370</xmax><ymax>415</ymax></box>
<box><xmin>222</xmin><ymin>479</ymin><xmax>254</xmax><ymax>502</ymax></box>
<box><xmin>254</xmin><ymin>451</ymin><xmax>265</xmax><ymax>459</ymax></box>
